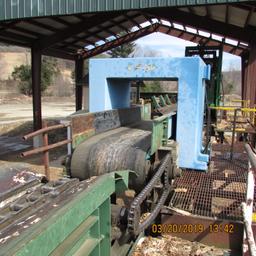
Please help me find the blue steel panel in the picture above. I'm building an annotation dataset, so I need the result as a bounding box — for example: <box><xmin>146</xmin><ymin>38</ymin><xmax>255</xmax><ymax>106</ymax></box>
<box><xmin>89</xmin><ymin>57</ymin><xmax>210</xmax><ymax>171</ymax></box>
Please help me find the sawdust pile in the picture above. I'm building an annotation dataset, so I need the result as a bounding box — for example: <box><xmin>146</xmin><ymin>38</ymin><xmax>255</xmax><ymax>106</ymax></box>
<box><xmin>133</xmin><ymin>235</ymin><xmax>229</xmax><ymax>256</ymax></box>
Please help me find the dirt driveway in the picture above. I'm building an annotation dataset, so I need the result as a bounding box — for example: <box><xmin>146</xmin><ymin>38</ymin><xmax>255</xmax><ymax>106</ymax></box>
<box><xmin>0</xmin><ymin>100</ymin><xmax>75</xmax><ymax>125</ymax></box>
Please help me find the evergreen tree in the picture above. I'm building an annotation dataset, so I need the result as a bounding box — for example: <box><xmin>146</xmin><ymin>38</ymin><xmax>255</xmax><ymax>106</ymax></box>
<box><xmin>12</xmin><ymin>56</ymin><xmax>59</xmax><ymax>96</ymax></box>
<box><xmin>108</xmin><ymin>32</ymin><xmax>136</xmax><ymax>58</ymax></box>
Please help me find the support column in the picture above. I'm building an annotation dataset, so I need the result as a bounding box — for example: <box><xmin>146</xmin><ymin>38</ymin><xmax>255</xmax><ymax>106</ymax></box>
<box><xmin>241</xmin><ymin>53</ymin><xmax>248</xmax><ymax>101</ymax></box>
<box><xmin>31</xmin><ymin>47</ymin><xmax>42</xmax><ymax>131</ymax></box>
<box><xmin>136</xmin><ymin>84</ymin><xmax>140</xmax><ymax>104</ymax></box>
<box><xmin>75</xmin><ymin>57</ymin><xmax>83</xmax><ymax>111</ymax></box>
<box><xmin>243</xmin><ymin>41</ymin><xmax>256</xmax><ymax>106</ymax></box>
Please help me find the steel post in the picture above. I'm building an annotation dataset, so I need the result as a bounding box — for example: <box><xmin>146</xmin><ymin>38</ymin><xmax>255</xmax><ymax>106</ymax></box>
<box><xmin>75</xmin><ymin>57</ymin><xmax>83</xmax><ymax>111</ymax></box>
<box><xmin>42</xmin><ymin>121</ymin><xmax>50</xmax><ymax>180</ymax></box>
<box><xmin>230</xmin><ymin>108</ymin><xmax>238</xmax><ymax>160</ymax></box>
<box><xmin>31</xmin><ymin>47</ymin><xmax>42</xmax><ymax>131</ymax></box>
<box><xmin>67</xmin><ymin>125</ymin><xmax>72</xmax><ymax>155</ymax></box>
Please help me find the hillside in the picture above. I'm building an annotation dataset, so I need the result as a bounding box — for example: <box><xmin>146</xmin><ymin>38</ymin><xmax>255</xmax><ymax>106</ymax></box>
<box><xmin>0</xmin><ymin>45</ymin><xmax>242</xmax><ymax>98</ymax></box>
<box><xmin>222</xmin><ymin>70</ymin><xmax>241</xmax><ymax>96</ymax></box>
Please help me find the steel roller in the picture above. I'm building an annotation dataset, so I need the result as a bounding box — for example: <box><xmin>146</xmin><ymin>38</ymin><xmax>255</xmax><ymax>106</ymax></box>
<box><xmin>71</xmin><ymin>122</ymin><xmax>153</xmax><ymax>191</ymax></box>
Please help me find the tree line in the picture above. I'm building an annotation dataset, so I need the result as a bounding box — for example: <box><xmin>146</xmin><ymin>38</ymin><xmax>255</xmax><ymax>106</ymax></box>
<box><xmin>11</xmin><ymin>39</ymin><xmax>163</xmax><ymax>96</ymax></box>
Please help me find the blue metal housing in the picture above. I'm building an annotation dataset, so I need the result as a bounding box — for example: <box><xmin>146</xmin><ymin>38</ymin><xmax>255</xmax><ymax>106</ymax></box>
<box><xmin>89</xmin><ymin>57</ymin><xmax>211</xmax><ymax>171</ymax></box>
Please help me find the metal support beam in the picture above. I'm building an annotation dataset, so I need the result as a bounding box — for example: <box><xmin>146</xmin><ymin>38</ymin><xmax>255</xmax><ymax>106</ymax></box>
<box><xmin>31</xmin><ymin>47</ymin><xmax>42</xmax><ymax>130</ymax></box>
<box><xmin>42</xmin><ymin>48</ymin><xmax>75</xmax><ymax>60</ymax></box>
<box><xmin>75</xmin><ymin>57</ymin><xmax>83</xmax><ymax>111</ymax></box>
<box><xmin>241</xmin><ymin>53</ymin><xmax>248</xmax><ymax>101</ymax></box>
<box><xmin>243</xmin><ymin>41</ymin><xmax>256</xmax><ymax>106</ymax></box>
<box><xmin>80</xmin><ymin>23</ymin><xmax>247</xmax><ymax>59</ymax></box>
<box><xmin>81</xmin><ymin>23</ymin><xmax>160</xmax><ymax>59</ymax></box>
<box><xmin>148</xmin><ymin>8</ymin><xmax>254</xmax><ymax>42</ymax></box>
<box><xmin>35</xmin><ymin>12</ymin><xmax>122</xmax><ymax>50</ymax></box>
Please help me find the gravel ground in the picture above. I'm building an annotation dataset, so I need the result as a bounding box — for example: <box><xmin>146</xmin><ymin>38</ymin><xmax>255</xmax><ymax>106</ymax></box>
<box><xmin>0</xmin><ymin>101</ymin><xmax>75</xmax><ymax>124</ymax></box>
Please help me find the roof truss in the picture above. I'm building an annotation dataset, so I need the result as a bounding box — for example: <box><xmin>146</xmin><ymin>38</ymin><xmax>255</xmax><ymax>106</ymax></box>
<box><xmin>0</xmin><ymin>3</ymin><xmax>253</xmax><ymax>60</ymax></box>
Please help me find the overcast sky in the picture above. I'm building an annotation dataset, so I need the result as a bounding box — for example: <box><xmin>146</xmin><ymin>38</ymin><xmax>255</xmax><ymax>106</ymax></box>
<box><xmin>135</xmin><ymin>32</ymin><xmax>241</xmax><ymax>71</ymax></box>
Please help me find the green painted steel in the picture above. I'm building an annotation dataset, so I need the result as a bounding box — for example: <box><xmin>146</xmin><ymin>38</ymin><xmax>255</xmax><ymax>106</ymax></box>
<box><xmin>0</xmin><ymin>0</ymin><xmax>250</xmax><ymax>21</ymax></box>
<box><xmin>72</xmin><ymin>129</ymin><xmax>96</xmax><ymax>149</ymax></box>
<box><xmin>140</xmin><ymin>103</ymin><xmax>151</xmax><ymax>120</ymax></box>
<box><xmin>151</xmin><ymin>114</ymin><xmax>169</xmax><ymax>155</ymax></box>
<box><xmin>164</xmin><ymin>94</ymin><xmax>172</xmax><ymax>105</ymax></box>
<box><xmin>159</xmin><ymin>95</ymin><xmax>167</xmax><ymax>107</ymax></box>
<box><xmin>2</xmin><ymin>171</ymin><xmax>129</xmax><ymax>256</ymax></box>
<box><xmin>151</xmin><ymin>95</ymin><xmax>161</xmax><ymax>110</ymax></box>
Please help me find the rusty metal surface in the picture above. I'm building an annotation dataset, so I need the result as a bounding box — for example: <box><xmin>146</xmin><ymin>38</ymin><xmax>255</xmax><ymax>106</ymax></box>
<box><xmin>170</xmin><ymin>143</ymin><xmax>248</xmax><ymax>221</ymax></box>
<box><xmin>70</xmin><ymin>107</ymin><xmax>143</xmax><ymax>149</ymax></box>
<box><xmin>21</xmin><ymin>139</ymin><xmax>72</xmax><ymax>157</ymax></box>
<box><xmin>0</xmin><ymin>162</ymin><xmax>42</xmax><ymax>195</ymax></box>
<box><xmin>22</xmin><ymin>123</ymin><xmax>69</xmax><ymax>141</ymax></box>
<box><xmin>155</xmin><ymin>104</ymin><xmax>177</xmax><ymax>116</ymax></box>
<box><xmin>242</xmin><ymin>43</ymin><xmax>256</xmax><ymax>105</ymax></box>
<box><xmin>70</xmin><ymin>107</ymin><xmax>142</xmax><ymax>134</ymax></box>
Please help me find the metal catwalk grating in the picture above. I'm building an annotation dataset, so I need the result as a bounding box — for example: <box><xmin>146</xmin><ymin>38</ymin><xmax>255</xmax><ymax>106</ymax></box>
<box><xmin>170</xmin><ymin>143</ymin><xmax>248</xmax><ymax>221</ymax></box>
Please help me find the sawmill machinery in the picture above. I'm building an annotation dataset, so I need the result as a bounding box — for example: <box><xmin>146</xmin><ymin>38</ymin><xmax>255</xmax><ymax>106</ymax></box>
<box><xmin>0</xmin><ymin>57</ymin><xmax>211</xmax><ymax>256</ymax></box>
<box><xmin>185</xmin><ymin>46</ymin><xmax>223</xmax><ymax>123</ymax></box>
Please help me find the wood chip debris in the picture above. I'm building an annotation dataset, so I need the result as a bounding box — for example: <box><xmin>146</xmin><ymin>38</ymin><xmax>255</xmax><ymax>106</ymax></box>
<box><xmin>133</xmin><ymin>235</ymin><xmax>229</xmax><ymax>256</ymax></box>
<box><xmin>174</xmin><ymin>188</ymin><xmax>188</xmax><ymax>193</ymax></box>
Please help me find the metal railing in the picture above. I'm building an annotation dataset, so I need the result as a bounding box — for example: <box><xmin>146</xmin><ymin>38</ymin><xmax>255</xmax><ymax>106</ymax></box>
<box><xmin>210</xmin><ymin>106</ymin><xmax>256</xmax><ymax>160</ymax></box>
<box><xmin>243</xmin><ymin>143</ymin><xmax>256</xmax><ymax>256</ymax></box>
<box><xmin>21</xmin><ymin>121</ymin><xmax>72</xmax><ymax>180</ymax></box>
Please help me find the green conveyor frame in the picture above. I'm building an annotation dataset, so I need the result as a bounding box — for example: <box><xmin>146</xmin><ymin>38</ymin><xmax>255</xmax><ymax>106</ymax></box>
<box><xmin>1</xmin><ymin>172</ymin><xmax>130</xmax><ymax>256</ymax></box>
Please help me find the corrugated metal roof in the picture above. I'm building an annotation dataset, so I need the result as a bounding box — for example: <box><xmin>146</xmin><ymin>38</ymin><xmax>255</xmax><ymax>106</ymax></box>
<box><xmin>0</xmin><ymin>0</ymin><xmax>251</xmax><ymax>21</ymax></box>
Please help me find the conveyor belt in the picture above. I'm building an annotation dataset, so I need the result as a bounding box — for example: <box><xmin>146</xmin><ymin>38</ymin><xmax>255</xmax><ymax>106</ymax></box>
<box><xmin>71</xmin><ymin>121</ymin><xmax>153</xmax><ymax>190</ymax></box>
